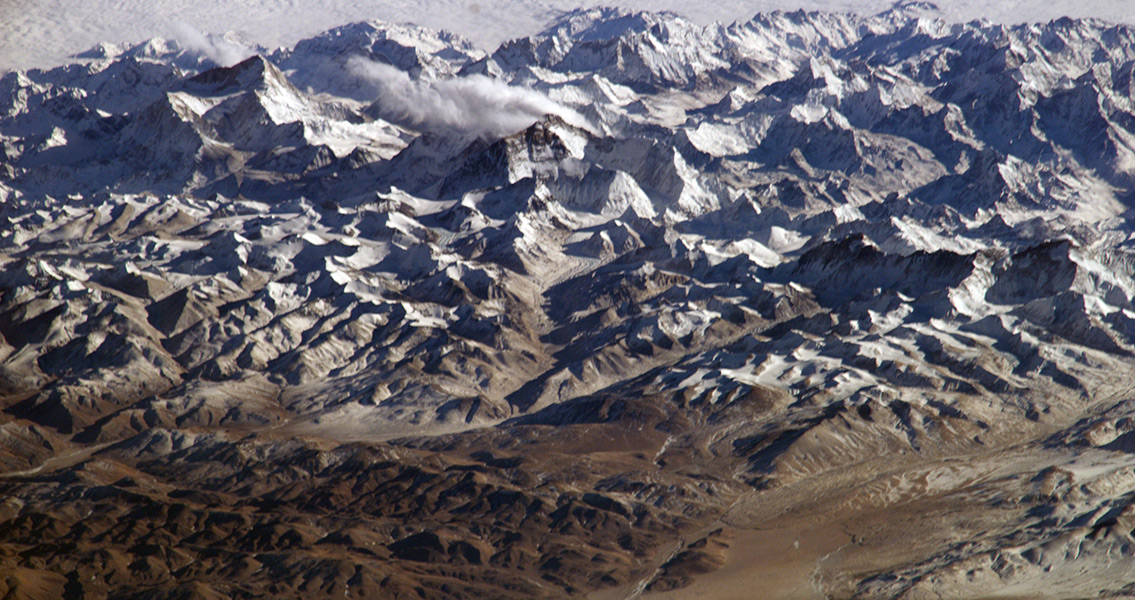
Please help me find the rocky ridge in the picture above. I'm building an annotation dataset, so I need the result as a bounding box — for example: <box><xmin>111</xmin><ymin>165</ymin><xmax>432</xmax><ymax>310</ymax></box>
<box><xmin>3</xmin><ymin>2</ymin><xmax>1135</xmax><ymax>598</ymax></box>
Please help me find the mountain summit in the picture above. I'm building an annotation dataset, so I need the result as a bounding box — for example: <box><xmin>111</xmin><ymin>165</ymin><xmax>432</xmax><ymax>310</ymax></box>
<box><xmin>3</xmin><ymin>7</ymin><xmax>1135</xmax><ymax>599</ymax></box>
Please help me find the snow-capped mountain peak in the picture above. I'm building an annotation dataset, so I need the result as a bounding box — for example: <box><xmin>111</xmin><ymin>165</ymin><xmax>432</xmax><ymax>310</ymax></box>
<box><xmin>5</xmin><ymin>7</ymin><xmax>1135</xmax><ymax>600</ymax></box>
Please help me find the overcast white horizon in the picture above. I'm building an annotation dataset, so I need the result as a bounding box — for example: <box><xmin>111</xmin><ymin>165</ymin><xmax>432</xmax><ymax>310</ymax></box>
<box><xmin>2</xmin><ymin>0</ymin><xmax>1134</xmax><ymax>72</ymax></box>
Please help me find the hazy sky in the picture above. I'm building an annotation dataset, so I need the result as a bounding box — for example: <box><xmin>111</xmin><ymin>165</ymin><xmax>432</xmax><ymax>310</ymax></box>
<box><xmin>2</xmin><ymin>0</ymin><xmax>1133</xmax><ymax>72</ymax></box>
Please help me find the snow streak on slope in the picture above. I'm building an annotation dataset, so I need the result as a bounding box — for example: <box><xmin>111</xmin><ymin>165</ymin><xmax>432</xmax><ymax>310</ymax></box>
<box><xmin>5</xmin><ymin>3</ymin><xmax>1135</xmax><ymax>599</ymax></box>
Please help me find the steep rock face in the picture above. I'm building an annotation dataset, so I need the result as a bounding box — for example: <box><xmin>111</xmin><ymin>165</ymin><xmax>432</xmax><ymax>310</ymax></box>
<box><xmin>5</xmin><ymin>3</ymin><xmax>1135</xmax><ymax>599</ymax></box>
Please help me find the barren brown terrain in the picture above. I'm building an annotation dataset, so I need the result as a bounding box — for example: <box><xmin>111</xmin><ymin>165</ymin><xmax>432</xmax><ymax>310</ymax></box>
<box><xmin>6</xmin><ymin>3</ymin><xmax>1135</xmax><ymax>599</ymax></box>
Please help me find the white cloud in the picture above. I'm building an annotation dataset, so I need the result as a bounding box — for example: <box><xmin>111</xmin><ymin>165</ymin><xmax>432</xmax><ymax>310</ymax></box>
<box><xmin>348</xmin><ymin>57</ymin><xmax>594</xmax><ymax>139</ymax></box>
<box><xmin>170</xmin><ymin>21</ymin><xmax>251</xmax><ymax>67</ymax></box>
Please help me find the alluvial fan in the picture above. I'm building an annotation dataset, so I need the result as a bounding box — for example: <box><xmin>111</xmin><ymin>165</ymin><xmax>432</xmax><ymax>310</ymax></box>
<box><xmin>4</xmin><ymin>2</ymin><xmax>1135</xmax><ymax>598</ymax></box>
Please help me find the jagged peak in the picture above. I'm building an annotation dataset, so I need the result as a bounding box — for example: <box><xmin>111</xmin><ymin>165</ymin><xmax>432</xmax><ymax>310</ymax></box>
<box><xmin>291</xmin><ymin>19</ymin><xmax>483</xmax><ymax>55</ymax></box>
<box><xmin>539</xmin><ymin>7</ymin><xmax>691</xmax><ymax>43</ymax></box>
<box><xmin>180</xmin><ymin>54</ymin><xmax>291</xmax><ymax>96</ymax></box>
<box><xmin>877</xmin><ymin>0</ymin><xmax>943</xmax><ymax>20</ymax></box>
<box><xmin>72</xmin><ymin>41</ymin><xmax>127</xmax><ymax>61</ymax></box>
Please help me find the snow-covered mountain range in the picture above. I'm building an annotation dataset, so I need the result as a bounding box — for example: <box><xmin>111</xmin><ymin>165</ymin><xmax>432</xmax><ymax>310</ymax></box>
<box><xmin>4</xmin><ymin>2</ymin><xmax>1135</xmax><ymax>598</ymax></box>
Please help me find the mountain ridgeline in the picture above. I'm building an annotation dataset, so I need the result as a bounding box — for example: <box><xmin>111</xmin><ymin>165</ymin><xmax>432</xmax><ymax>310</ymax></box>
<box><xmin>3</xmin><ymin>3</ymin><xmax>1135</xmax><ymax>599</ymax></box>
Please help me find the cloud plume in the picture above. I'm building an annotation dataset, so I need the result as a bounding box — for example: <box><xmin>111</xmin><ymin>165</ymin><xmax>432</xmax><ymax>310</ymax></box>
<box><xmin>170</xmin><ymin>21</ymin><xmax>251</xmax><ymax>67</ymax></box>
<box><xmin>347</xmin><ymin>57</ymin><xmax>593</xmax><ymax>139</ymax></box>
